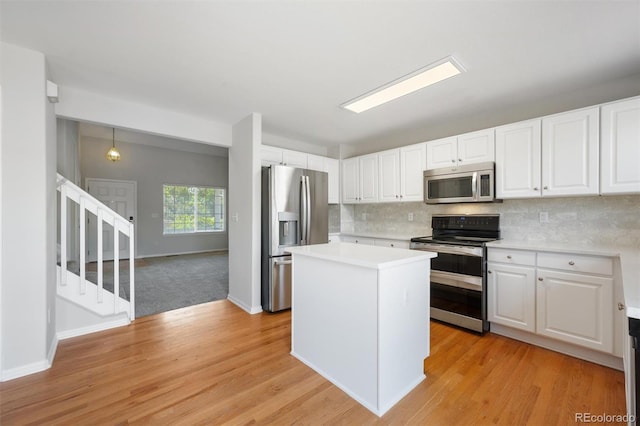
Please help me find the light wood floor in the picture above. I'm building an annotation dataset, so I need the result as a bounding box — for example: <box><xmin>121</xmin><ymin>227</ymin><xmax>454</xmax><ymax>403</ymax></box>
<box><xmin>0</xmin><ymin>300</ymin><xmax>626</xmax><ymax>425</ymax></box>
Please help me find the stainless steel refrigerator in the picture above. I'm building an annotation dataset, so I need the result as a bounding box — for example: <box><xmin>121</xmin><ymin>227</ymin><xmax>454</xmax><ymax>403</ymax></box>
<box><xmin>261</xmin><ymin>165</ymin><xmax>328</xmax><ymax>312</ymax></box>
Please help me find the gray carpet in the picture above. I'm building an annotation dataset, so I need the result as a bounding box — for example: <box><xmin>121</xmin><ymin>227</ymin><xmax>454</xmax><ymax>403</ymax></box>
<box><xmin>85</xmin><ymin>251</ymin><xmax>229</xmax><ymax>318</ymax></box>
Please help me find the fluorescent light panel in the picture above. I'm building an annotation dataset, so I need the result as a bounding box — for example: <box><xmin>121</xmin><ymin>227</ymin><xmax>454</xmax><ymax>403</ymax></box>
<box><xmin>341</xmin><ymin>56</ymin><xmax>465</xmax><ymax>113</ymax></box>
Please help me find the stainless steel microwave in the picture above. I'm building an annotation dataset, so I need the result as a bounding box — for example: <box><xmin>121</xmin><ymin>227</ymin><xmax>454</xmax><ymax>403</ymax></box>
<box><xmin>424</xmin><ymin>162</ymin><xmax>496</xmax><ymax>204</ymax></box>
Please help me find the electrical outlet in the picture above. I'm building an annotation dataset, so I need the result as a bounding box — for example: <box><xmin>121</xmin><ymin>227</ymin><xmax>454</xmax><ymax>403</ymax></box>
<box><xmin>408</xmin><ymin>213</ymin><xmax>414</xmax><ymax>222</ymax></box>
<box><xmin>539</xmin><ymin>212</ymin><xmax>549</xmax><ymax>223</ymax></box>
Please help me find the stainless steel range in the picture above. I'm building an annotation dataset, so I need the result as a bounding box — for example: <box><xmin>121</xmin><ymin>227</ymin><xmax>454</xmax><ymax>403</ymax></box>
<box><xmin>410</xmin><ymin>214</ymin><xmax>500</xmax><ymax>333</ymax></box>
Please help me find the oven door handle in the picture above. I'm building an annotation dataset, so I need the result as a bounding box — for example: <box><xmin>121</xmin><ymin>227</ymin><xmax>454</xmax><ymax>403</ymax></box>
<box><xmin>431</xmin><ymin>271</ymin><xmax>482</xmax><ymax>291</ymax></box>
<box><xmin>414</xmin><ymin>244</ymin><xmax>483</xmax><ymax>257</ymax></box>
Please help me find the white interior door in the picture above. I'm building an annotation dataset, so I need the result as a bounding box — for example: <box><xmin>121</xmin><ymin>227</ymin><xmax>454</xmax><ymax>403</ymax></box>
<box><xmin>86</xmin><ymin>178</ymin><xmax>136</xmax><ymax>262</ymax></box>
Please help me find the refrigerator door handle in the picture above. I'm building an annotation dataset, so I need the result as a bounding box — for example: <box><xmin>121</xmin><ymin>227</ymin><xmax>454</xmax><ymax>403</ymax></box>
<box><xmin>305</xmin><ymin>176</ymin><xmax>311</xmax><ymax>244</ymax></box>
<box><xmin>300</xmin><ymin>176</ymin><xmax>308</xmax><ymax>244</ymax></box>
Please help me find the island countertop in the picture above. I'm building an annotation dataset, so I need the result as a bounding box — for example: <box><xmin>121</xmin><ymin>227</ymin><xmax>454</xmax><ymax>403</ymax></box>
<box><xmin>286</xmin><ymin>242</ymin><xmax>436</xmax><ymax>270</ymax></box>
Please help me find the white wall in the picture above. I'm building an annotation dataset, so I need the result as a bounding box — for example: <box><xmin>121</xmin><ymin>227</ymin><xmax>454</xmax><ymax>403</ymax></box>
<box><xmin>227</xmin><ymin>114</ymin><xmax>262</xmax><ymax>313</ymax></box>
<box><xmin>56</xmin><ymin>86</ymin><xmax>232</xmax><ymax>148</ymax></box>
<box><xmin>0</xmin><ymin>43</ymin><xmax>57</xmax><ymax>380</ymax></box>
<box><xmin>80</xmin><ymin>136</ymin><xmax>229</xmax><ymax>257</ymax></box>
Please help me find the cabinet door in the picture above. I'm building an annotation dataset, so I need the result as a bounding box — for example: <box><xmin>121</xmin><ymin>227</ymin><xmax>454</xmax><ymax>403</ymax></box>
<box><xmin>282</xmin><ymin>149</ymin><xmax>308</xmax><ymax>168</ymax></box>
<box><xmin>400</xmin><ymin>143</ymin><xmax>426</xmax><ymax>201</ymax></box>
<box><xmin>487</xmin><ymin>263</ymin><xmax>536</xmax><ymax>332</ymax></box>
<box><xmin>495</xmin><ymin>119</ymin><xmax>542</xmax><ymax>199</ymax></box>
<box><xmin>542</xmin><ymin>107</ymin><xmax>599</xmax><ymax>197</ymax></box>
<box><xmin>426</xmin><ymin>137</ymin><xmax>457</xmax><ymax>170</ymax></box>
<box><xmin>359</xmin><ymin>154</ymin><xmax>379</xmax><ymax>203</ymax></box>
<box><xmin>342</xmin><ymin>157</ymin><xmax>359</xmax><ymax>203</ymax></box>
<box><xmin>261</xmin><ymin>146</ymin><xmax>283</xmax><ymax>166</ymax></box>
<box><xmin>378</xmin><ymin>149</ymin><xmax>401</xmax><ymax>202</ymax></box>
<box><xmin>601</xmin><ymin>97</ymin><xmax>640</xmax><ymax>195</ymax></box>
<box><xmin>325</xmin><ymin>158</ymin><xmax>340</xmax><ymax>204</ymax></box>
<box><xmin>536</xmin><ymin>269</ymin><xmax>613</xmax><ymax>353</ymax></box>
<box><xmin>306</xmin><ymin>154</ymin><xmax>325</xmax><ymax>172</ymax></box>
<box><xmin>457</xmin><ymin>129</ymin><xmax>495</xmax><ymax>165</ymax></box>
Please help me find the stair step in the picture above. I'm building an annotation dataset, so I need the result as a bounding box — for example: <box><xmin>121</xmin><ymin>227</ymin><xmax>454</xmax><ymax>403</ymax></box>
<box><xmin>57</xmin><ymin>266</ymin><xmax>131</xmax><ymax>318</ymax></box>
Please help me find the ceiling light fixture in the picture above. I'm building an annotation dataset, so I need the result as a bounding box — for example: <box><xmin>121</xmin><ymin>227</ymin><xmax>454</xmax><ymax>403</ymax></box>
<box><xmin>341</xmin><ymin>56</ymin><xmax>466</xmax><ymax>113</ymax></box>
<box><xmin>106</xmin><ymin>128</ymin><xmax>121</xmax><ymax>162</ymax></box>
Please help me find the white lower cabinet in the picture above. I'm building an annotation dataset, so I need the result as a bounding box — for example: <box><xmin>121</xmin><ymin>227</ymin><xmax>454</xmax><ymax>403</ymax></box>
<box><xmin>536</xmin><ymin>268</ymin><xmax>613</xmax><ymax>352</ymax></box>
<box><xmin>487</xmin><ymin>263</ymin><xmax>536</xmax><ymax>332</ymax></box>
<box><xmin>487</xmin><ymin>247</ymin><xmax>619</xmax><ymax>356</ymax></box>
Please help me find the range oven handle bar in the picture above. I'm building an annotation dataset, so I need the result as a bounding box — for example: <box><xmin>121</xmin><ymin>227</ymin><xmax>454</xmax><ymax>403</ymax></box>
<box><xmin>410</xmin><ymin>243</ymin><xmax>483</xmax><ymax>257</ymax></box>
<box><xmin>431</xmin><ymin>271</ymin><xmax>482</xmax><ymax>291</ymax></box>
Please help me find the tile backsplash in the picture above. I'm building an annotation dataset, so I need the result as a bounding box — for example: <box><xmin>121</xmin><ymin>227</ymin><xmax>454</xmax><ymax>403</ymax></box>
<box><xmin>340</xmin><ymin>195</ymin><xmax>640</xmax><ymax>249</ymax></box>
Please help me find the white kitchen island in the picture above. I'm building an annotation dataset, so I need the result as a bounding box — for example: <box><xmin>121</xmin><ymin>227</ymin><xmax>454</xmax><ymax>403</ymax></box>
<box><xmin>286</xmin><ymin>242</ymin><xmax>436</xmax><ymax>417</ymax></box>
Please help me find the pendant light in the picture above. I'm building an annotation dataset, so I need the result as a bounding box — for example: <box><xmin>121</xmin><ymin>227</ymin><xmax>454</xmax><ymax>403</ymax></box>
<box><xmin>106</xmin><ymin>128</ymin><xmax>121</xmax><ymax>162</ymax></box>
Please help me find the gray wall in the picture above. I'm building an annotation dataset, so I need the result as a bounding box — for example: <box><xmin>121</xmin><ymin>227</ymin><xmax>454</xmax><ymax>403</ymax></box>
<box><xmin>344</xmin><ymin>195</ymin><xmax>640</xmax><ymax>250</ymax></box>
<box><xmin>80</xmin><ymin>136</ymin><xmax>228</xmax><ymax>257</ymax></box>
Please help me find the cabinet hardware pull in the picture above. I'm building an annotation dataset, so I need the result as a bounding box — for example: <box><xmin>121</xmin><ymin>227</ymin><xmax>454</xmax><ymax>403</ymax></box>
<box><xmin>451</xmin><ymin>159</ymin><xmax>455</xmax><ymax>163</ymax></box>
<box><xmin>543</xmin><ymin>186</ymin><xmax>548</xmax><ymax>190</ymax></box>
<box><xmin>458</xmin><ymin>158</ymin><xmax>463</xmax><ymax>162</ymax></box>
<box><xmin>538</xmin><ymin>277</ymin><xmax>543</xmax><ymax>281</ymax></box>
<box><xmin>507</xmin><ymin>255</ymin><xmax>512</xmax><ymax>259</ymax></box>
<box><xmin>618</xmin><ymin>302</ymin><xmax>625</xmax><ymax>311</ymax></box>
<box><xmin>568</xmin><ymin>261</ymin><xmax>575</xmax><ymax>266</ymax></box>
<box><xmin>390</xmin><ymin>244</ymin><xmax>394</xmax><ymax>247</ymax></box>
<box><xmin>487</xmin><ymin>270</ymin><xmax>492</xmax><ymax>274</ymax></box>
<box><xmin>533</xmin><ymin>187</ymin><xmax>539</xmax><ymax>191</ymax></box>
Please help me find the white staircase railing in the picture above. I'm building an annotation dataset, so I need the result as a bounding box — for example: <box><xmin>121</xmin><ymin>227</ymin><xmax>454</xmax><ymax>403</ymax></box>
<box><xmin>57</xmin><ymin>173</ymin><xmax>135</xmax><ymax>319</ymax></box>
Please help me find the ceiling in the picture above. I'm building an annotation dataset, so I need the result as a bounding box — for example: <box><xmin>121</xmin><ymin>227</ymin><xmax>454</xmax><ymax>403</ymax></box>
<box><xmin>2</xmin><ymin>1</ymin><xmax>640</xmax><ymax>151</ymax></box>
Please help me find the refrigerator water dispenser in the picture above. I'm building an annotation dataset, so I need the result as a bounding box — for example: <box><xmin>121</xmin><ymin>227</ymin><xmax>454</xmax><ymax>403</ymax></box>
<box><xmin>278</xmin><ymin>211</ymin><xmax>299</xmax><ymax>246</ymax></box>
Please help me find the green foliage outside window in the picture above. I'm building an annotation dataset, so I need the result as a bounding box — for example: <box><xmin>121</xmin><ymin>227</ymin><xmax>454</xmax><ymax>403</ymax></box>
<box><xmin>163</xmin><ymin>185</ymin><xmax>225</xmax><ymax>234</ymax></box>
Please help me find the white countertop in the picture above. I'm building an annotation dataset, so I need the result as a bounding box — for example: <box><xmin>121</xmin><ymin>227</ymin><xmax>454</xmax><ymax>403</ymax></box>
<box><xmin>486</xmin><ymin>240</ymin><xmax>640</xmax><ymax>320</ymax></box>
<box><xmin>287</xmin><ymin>242</ymin><xmax>436</xmax><ymax>270</ymax></box>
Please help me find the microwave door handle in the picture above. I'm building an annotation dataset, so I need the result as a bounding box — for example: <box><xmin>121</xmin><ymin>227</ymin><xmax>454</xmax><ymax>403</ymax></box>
<box><xmin>471</xmin><ymin>172</ymin><xmax>478</xmax><ymax>200</ymax></box>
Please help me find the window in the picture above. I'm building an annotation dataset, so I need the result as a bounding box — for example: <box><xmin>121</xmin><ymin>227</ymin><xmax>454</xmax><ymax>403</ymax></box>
<box><xmin>163</xmin><ymin>185</ymin><xmax>225</xmax><ymax>234</ymax></box>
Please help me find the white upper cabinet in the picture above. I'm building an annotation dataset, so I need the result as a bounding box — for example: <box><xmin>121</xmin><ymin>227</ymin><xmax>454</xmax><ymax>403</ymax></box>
<box><xmin>306</xmin><ymin>154</ymin><xmax>325</xmax><ymax>171</ymax></box>
<box><xmin>496</xmin><ymin>108</ymin><xmax>599</xmax><ymax>199</ymax></box>
<box><xmin>342</xmin><ymin>154</ymin><xmax>378</xmax><ymax>203</ymax></box>
<box><xmin>261</xmin><ymin>146</ymin><xmax>307</xmax><ymax>168</ymax></box>
<box><xmin>600</xmin><ymin>97</ymin><xmax>640</xmax><ymax>195</ymax></box>
<box><xmin>426</xmin><ymin>136</ymin><xmax>457</xmax><ymax>169</ymax></box>
<box><xmin>342</xmin><ymin>157</ymin><xmax>360</xmax><ymax>203</ymax></box>
<box><xmin>542</xmin><ymin>107</ymin><xmax>599</xmax><ymax>197</ymax></box>
<box><xmin>426</xmin><ymin>129</ymin><xmax>494</xmax><ymax>170</ymax></box>
<box><xmin>378</xmin><ymin>143</ymin><xmax>426</xmax><ymax>202</ymax></box>
<box><xmin>359</xmin><ymin>154</ymin><xmax>379</xmax><ymax>203</ymax></box>
<box><xmin>378</xmin><ymin>149</ymin><xmax>401</xmax><ymax>202</ymax></box>
<box><xmin>400</xmin><ymin>143</ymin><xmax>427</xmax><ymax>201</ymax></box>
<box><xmin>457</xmin><ymin>129</ymin><xmax>495</xmax><ymax>165</ymax></box>
<box><xmin>495</xmin><ymin>119</ymin><xmax>542</xmax><ymax>199</ymax></box>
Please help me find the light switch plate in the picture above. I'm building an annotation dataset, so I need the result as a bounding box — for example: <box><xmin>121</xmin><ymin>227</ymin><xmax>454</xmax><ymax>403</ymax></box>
<box><xmin>539</xmin><ymin>212</ymin><xmax>549</xmax><ymax>223</ymax></box>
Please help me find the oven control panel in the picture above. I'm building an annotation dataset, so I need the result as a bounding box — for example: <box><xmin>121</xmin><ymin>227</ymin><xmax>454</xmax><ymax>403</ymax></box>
<box><xmin>432</xmin><ymin>214</ymin><xmax>500</xmax><ymax>230</ymax></box>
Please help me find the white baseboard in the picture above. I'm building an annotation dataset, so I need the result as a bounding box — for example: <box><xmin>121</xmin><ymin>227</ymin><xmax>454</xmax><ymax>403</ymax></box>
<box><xmin>47</xmin><ymin>334</ymin><xmax>59</xmax><ymax>366</ymax></box>
<box><xmin>137</xmin><ymin>248</ymin><xmax>228</xmax><ymax>260</ymax></box>
<box><xmin>1</xmin><ymin>360</ymin><xmax>51</xmax><ymax>382</ymax></box>
<box><xmin>57</xmin><ymin>316</ymin><xmax>130</xmax><ymax>340</ymax></box>
<box><xmin>227</xmin><ymin>295</ymin><xmax>262</xmax><ymax>314</ymax></box>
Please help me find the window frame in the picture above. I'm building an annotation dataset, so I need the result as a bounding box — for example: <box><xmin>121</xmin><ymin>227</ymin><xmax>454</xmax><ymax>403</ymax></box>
<box><xmin>162</xmin><ymin>184</ymin><xmax>226</xmax><ymax>235</ymax></box>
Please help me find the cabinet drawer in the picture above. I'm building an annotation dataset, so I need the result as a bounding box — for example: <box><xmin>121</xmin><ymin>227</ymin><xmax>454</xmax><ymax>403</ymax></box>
<box><xmin>488</xmin><ymin>248</ymin><xmax>536</xmax><ymax>266</ymax></box>
<box><xmin>341</xmin><ymin>236</ymin><xmax>376</xmax><ymax>246</ymax></box>
<box><xmin>374</xmin><ymin>239</ymin><xmax>410</xmax><ymax>249</ymax></box>
<box><xmin>537</xmin><ymin>252</ymin><xmax>613</xmax><ymax>275</ymax></box>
